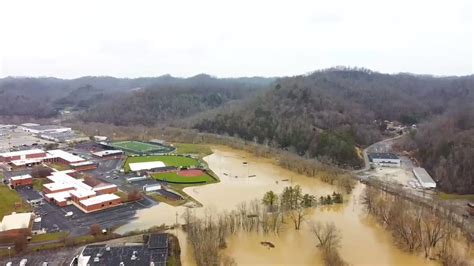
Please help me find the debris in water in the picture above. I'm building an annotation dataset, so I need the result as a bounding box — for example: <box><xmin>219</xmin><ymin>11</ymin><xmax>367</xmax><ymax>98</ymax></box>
<box><xmin>260</xmin><ymin>241</ymin><xmax>275</xmax><ymax>248</ymax></box>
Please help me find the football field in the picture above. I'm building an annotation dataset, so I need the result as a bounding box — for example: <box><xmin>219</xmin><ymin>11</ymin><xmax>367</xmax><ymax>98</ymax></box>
<box><xmin>109</xmin><ymin>140</ymin><xmax>174</xmax><ymax>154</ymax></box>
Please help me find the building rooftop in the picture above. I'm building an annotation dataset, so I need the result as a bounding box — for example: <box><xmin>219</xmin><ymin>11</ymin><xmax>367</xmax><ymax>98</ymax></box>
<box><xmin>70</xmin><ymin>161</ymin><xmax>97</xmax><ymax>167</ymax></box>
<box><xmin>93</xmin><ymin>183</ymin><xmax>117</xmax><ymax>191</ymax></box>
<box><xmin>368</xmin><ymin>153</ymin><xmax>399</xmax><ymax>160</ymax></box>
<box><xmin>21</xmin><ymin>123</ymin><xmax>40</xmax><ymax>127</ymax></box>
<box><xmin>22</xmin><ymin>124</ymin><xmax>70</xmax><ymax>131</ymax></box>
<box><xmin>0</xmin><ymin>149</ymin><xmax>45</xmax><ymax>158</ymax></box>
<box><xmin>44</xmin><ymin>190</ymin><xmax>74</xmax><ymax>203</ymax></box>
<box><xmin>148</xmin><ymin>234</ymin><xmax>168</xmax><ymax>249</ymax></box>
<box><xmin>10</xmin><ymin>174</ymin><xmax>32</xmax><ymax>181</ymax></box>
<box><xmin>413</xmin><ymin>167</ymin><xmax>436</xmax><ymax>184</ymax></box>
<box><xmin>0</xmin><ymin>212</ymin><xmax>33</xmax><ymax>231</ymax></box>
<box><xmin>46</xmin><ymin>171</ymin><xmax>93</xmax><ymax>192</ymax></box>
<box><xmin>47</xmin><ymin>149</ymin><xmax>85</xmax><ymax>163</ymax></box>
<box><xmin>79</xmin><ymin>239</ymin><xmax>168</xmax><ymax>265</ymax></box>
<box><xmin>70</xmin><ymin>188</ymin><xmax>97</xmax><ymax>199</ymax></box>
<box><xmin>92</xmin><ymin>150</ymin><xmax>123</xmax><ymax>157</ymax></box>
<box><xmin>129</xmin><ymin>161</ymin><xmax>166</xmax><ymax>172</ymax></box>
<box><xmin>43</xmin><ymin>182</ymin><xmax>74</xmax><ymax>192</ymax></box>
<box><xmin>79</xmin><ymin>194</ymin><xmax>120</xmax><ymax>206</ymax></box>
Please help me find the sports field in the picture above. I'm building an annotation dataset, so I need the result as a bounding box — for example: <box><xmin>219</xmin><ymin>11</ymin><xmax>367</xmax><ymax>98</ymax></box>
<box><xmin>124</xmin><ymin>155</ymin><xmax>200</xmax><ymax>172</ymax></box>
<box><xmin>151</xmin><ymin>169</ymin><xmax>214</xmax><ymax>184</ymax></box>
<box><xmin>109</xmin><ymin>140</ymin><xmax>174</xmax><ymax>154</ymax></box>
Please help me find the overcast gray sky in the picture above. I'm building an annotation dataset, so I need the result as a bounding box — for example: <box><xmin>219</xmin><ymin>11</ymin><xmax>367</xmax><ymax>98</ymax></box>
<box><xmin>0</xmin><ymin>0</ymin><xmax>472</xmax><ymax>78</ymax></box>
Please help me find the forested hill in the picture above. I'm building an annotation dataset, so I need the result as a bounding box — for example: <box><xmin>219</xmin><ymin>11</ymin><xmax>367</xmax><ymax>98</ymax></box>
<box><xmin>193</xmin><ymin>68</ymin><xmax>474</xmax><ymax>169</ymax></box>
<box><xmin>401</xmin><ymin>106</ymin><xmax>474</xmax><ymax>194</ymax></box>
<box><xmin>80</xmin><ymin>75</ymin><xmax>273</xmax><ymax>125</ymax></box>
<box><xmin>0</xmin><ymin>75</ymin><xmax>273</xmax><ymax>119</ymax></box>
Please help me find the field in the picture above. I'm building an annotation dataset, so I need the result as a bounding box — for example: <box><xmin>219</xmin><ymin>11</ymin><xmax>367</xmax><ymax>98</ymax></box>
<box><xmin>0</xmin><ymin>184</ymin><xmax>31</xmax><ymax>219</ymax></box>
<box><xmin>109</xmin><ymin>140</ymin><xmax>174</xmax><ymax>154</ymax></box>
<box><xmin>124</xmin><ymin>155</ymin><xmax>200</xmax><ymax>172</ymax></box>
<box><xmin>151</xmin><ymin>170</ymin><xmax>214</xmax><ymax>184</ymax></box>
<box><xmin>437</xmin><ymin>192</ymin><xmax>474</xmax><ymax>201</ymax></box>
<box><xmin>175</xmin><ymin>143</ymin><xmax>212</xmax><ymax>157</ymax></box>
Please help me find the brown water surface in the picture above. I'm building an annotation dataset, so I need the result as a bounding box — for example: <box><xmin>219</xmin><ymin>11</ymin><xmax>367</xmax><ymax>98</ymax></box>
<box><xmin>117</xmin><ymin>147</ymin><xmax>438</xmax><ymax>265</ymax></box>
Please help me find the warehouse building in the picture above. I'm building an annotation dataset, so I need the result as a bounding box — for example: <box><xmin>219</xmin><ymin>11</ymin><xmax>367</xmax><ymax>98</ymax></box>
<box><xmin>40</xmin><ymin>131</ymin><xmax>89</xmax><ymax>143</ymax></box>
<box><xmin>19</xmin><ymin>124</ymin><xmax>71</xmax><ymax>134</ymax></box>
<box><xmin>368</xmin><ymin>153</ymin><xmax>401</xmax><ymax>167</ymax></box>
<box><xmin>0</xmin><ymin>212</ymin><xmax>33</xmax><ymax>238</ymax></box>
<box><xmin>42</xmin><ymin>171</ymin><xmax>121</xmax><ymax>212</ymax></box>
<box><xmin>413</xmin><ymin>167</ymin><xmax>436</xmax><ymax>189</ymax></box>
<box><xmin>9</xmin><ymin>174</ymin><xmax>33</xmax><ymax>188</ymax></box>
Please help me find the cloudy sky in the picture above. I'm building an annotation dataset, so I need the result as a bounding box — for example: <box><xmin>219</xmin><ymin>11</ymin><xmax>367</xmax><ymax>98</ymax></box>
<box><xmin>0</xmin><ymin>0</ymin><xmax>472</xmax><ymax>78</ymax></box>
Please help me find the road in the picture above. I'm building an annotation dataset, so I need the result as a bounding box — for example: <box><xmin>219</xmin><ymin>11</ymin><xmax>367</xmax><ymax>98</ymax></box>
<box><xmin>354</xmin><ymin>133</ymin><xmax>406</xmax><ymax>174</ymax></box>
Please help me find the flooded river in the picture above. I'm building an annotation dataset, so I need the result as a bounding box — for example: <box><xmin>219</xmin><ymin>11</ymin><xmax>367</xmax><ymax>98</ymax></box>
<box><xmin>116</xmin><ymin>146</ymin><xmax>438</xmax><ymax>265</ymax></box>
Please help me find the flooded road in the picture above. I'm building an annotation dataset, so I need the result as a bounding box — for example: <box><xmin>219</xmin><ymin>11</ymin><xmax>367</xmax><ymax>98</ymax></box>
<box><xmin>117</xmin><ymin>146</ymin><xmax>438</xmax><ymax>265</ymax></box>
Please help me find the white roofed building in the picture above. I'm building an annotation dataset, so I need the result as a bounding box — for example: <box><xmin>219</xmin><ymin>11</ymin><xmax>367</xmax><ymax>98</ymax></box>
<box><xmin>42</xmin><ymin>171</ymin><xmax>120</xmax><ymax>212</ymax></box>
<box><xmin>0</xmin><ymin>212</ymin><xmax>33</xmax><ymax>237</ymax></box>
<box><xmin>413</xmin><ymin>167</ymin><xmax>436</xmax><ymax>189</ymax></box>
<box><xmin>129</xmin><ymin>161</ymin><xmax>166</xmax><ymax>172</ymax></box>
<box><xmin>45</xmin><ymin>149</ymin><xmax>85</xmax><ymax>165</ymax></box>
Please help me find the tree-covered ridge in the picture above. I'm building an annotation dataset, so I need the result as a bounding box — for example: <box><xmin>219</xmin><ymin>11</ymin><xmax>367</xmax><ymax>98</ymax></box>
<box><xmin>402</xmin><ymin>105</ymin><xmax>474</xmax><ymax>194</ymax></box>
<box><xmin>79</xmin><ymin>75</ymin><xmax>272</xmax><ymax>125</ymax></box>
<box><xmin>194</xmin><ymin>68</ymin><xmax>473</xmax><ymax>167</ymax></box>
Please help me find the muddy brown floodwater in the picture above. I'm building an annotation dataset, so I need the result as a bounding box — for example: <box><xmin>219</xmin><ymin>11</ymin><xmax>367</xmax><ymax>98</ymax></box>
<box><xmin>116</xmin><ymin>146</ymin><xmax>438</xmax><ymax>265</ymax></box>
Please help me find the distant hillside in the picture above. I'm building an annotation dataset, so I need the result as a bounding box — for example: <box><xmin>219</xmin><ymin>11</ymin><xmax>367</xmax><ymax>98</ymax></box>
<box><xmin>79</xmin><ymin>75</ymin><xmax>273</xmax><ymax>125</ymax></box>
<box><xmin>0</xmin><ymin>75</ymin><xmax>273</xmax><ymax>118</ymax></box>
<box><xmin>193</xmin><ymin>68</ymin><xmax>473</xmax><ymax>168</ymax></box>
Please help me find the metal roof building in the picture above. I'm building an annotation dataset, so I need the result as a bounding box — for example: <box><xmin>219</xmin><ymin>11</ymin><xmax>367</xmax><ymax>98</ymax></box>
<box><xmin>413</xmin><ymin>167</ymin><xmax>436</xmax><ymax>188</ymax></box>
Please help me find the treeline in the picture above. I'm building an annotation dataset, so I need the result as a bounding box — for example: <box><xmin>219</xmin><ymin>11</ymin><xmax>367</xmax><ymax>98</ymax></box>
<box><xmin>193</xmin><ymin>68</ymin><xmax>473</xmax><ymax>167</ymax></box>
<box><xmin>183</xmin><ymin>187</ymin><xmax>346</xmax><ymax>266</ymax></box>
<box><xmin>362</xmin><ymin>186</ymin><xmax>471</xmax><ymax>265</ymax></box>
<box><xmin>401</xmin><ymin>105</ymin><xmax>474</xmax><ymax>194</ymax></box>
<box><xmin>69</xmin><ymin>122</ymin><xmax>355</xmax><ymax>192</ymax></box>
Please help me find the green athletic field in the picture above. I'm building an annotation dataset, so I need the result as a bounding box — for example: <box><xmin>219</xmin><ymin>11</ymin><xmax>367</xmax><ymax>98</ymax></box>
<box><xmin>124</xmin><ymin>155</ymin><xmax>200</xmax><ymax>172</ymax></box>
<box><xmin>151</xmin><ymin>171</ymin><xmax>214</xmax><ymax>184</ymax></box>
<box><xmin>109</xmin><ymin>140</ymin><xmax>174</xmax><ymax>154</ymax></box>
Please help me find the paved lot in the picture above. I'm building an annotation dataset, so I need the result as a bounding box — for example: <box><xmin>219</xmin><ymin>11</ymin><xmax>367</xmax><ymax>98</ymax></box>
<box><xmin>31</xmin><ymin>198</ymin><xmax>155</xmax><ymax>236</ymax></box>
<box><xmin>0</xmin><ymin>128</ymin><xmax>53</xmax><ymax>152</ymax></box>
<box><xmin>0</xmin><ymin>246</ymin><xmax>81</xmax><ymax>266</ymax></box>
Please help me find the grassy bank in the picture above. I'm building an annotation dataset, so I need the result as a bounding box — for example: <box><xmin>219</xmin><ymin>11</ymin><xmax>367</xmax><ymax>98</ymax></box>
<box><xmin>438</xmin><ymin>192</ymin><xmax>474</xmax><ymax>201</ymax></box>
<box><xmin>174</xmin><ymin>143</ymin><xmax>212</xmax><ymax>157</ymax></box>
<box><xmin>31</xmin><ymin>232</ymin><xmax>68</xmax><ymax>243</ymax></box>
<box><xmin>0</xmin><ymin>184</ymin><xmax>31</xmax><ymax>218</ymax></box>
<box><xmin>151</xmin><ymin>171</ymin><xmax>214</xmax><ymax>184</ymax></box>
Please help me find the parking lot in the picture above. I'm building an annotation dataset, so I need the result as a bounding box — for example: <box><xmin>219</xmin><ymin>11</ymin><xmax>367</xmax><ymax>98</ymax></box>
<box><xmin>0</xmin><ymin>128</ymin><xmax>54</xmax><ymax>152</ymax></box>
<box><xmin>3</xmin><ymin>141</ymin><xmax>168</xmax><ymax>237</ymax></box>
<box><xmin>0</xmin><ymin>246</ymin><xmax>81</xmax><ymax>266</ymax></box>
